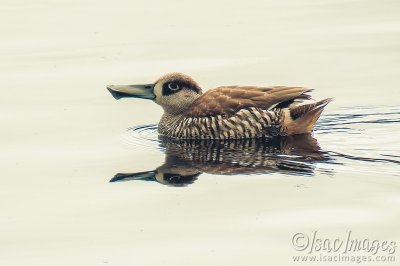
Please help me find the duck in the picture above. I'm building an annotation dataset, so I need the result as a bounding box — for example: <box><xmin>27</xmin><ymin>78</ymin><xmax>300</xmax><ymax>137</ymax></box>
<box><xmin>107</xmin><ymin>73</ymin><xmax>332</xmax><ymax>139</ymax></box>
<box><xmin>110</xmin><ymin>134</ymin><xmax>331</xmax><ymax>186</ymax></box>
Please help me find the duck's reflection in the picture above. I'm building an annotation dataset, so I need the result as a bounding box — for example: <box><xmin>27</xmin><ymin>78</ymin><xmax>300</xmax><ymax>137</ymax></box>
<box><xmin>110</xmin><ymin>134</ymin><xmax>330</xmax><ymax>186</ymax></box>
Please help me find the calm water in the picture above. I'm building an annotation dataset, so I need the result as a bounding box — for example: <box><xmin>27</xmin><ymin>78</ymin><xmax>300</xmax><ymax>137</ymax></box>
<box><xmin>1</xmin><ymin>0</ymin><xmax>400</xmax><ymax>265</ymax></box>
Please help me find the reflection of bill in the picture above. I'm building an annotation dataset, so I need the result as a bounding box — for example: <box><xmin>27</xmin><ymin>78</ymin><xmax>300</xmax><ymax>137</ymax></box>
<box><xmin>110</xmin><ymin>134</ymin><xmax>331</xmax><ymax>187</ymax></box>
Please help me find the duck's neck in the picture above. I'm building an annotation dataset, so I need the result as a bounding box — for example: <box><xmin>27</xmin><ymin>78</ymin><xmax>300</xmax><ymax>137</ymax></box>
<box><xmin>158</xmin><ymin>112</ymin><xmax>185</xmax><ymax>135</ymax></box>
<box><xmin>157</xmin><ymin>92</ymin><xmax>202</xmax><ymax>136</ymax></box>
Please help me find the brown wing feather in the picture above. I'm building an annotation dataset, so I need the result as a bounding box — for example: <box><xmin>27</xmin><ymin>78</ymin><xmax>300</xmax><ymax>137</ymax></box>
<box><xmin>185</xmin><ymin>86</ymin><xmax>312</xmax><ymax>117</ymax></box>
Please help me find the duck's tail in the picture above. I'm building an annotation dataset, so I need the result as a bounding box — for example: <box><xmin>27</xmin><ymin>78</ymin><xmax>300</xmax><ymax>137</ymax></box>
<box><xmin>284</xmin><ymin>98</ymin><xmax>333</xmax><ymax>135</ymax></box>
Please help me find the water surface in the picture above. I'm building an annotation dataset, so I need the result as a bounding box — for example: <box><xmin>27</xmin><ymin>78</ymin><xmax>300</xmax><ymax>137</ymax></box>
<box><xmin>1</xmin><ymin>0</ymin><xmax>400</xmax><ymax>265</ymax></box>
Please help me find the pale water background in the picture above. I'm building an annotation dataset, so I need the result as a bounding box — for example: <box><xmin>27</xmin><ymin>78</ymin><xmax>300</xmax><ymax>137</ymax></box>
<box><xmin>1</xmin><ymin>0</ymin><xmax>400</xmax><ymax>265</ymax></box>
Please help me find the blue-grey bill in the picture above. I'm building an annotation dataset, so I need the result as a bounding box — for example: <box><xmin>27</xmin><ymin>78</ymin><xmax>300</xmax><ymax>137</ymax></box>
<box><xmin>107</xmin><ymin>84</ymin><xmax>155</xmax><ymax>100</ymax></box>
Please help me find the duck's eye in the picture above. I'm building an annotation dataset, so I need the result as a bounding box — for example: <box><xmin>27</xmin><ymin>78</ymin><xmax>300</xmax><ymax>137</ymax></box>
<box><xmin>168</xmin><ymin>83</ymin><xmax>180</xmax><ymax>91</ymax></box>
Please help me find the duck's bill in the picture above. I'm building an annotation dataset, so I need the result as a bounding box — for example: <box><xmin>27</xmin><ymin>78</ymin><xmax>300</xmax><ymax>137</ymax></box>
<box><xmin>109</xmin><ymin>171</ymin><xmax>156</xmax><ymax>183</ymax></box>
<box><xmin>107</xmin><ymin>84</ymin><xmax>155</xmax><ymax>100</ymax></box>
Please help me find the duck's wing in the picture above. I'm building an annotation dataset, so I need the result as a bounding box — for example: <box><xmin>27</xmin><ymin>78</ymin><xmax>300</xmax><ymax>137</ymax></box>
<box><xmin>185</xmin><ymin>86</ymin><xmax>312</xmax><ymax>117</ymax></box>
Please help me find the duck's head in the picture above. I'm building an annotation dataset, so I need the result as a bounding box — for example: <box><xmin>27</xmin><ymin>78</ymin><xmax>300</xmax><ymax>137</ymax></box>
<box><xmin>107</xmin><ymin>72</ymin><xmax>202</xmax><ymax>114</ymax></box>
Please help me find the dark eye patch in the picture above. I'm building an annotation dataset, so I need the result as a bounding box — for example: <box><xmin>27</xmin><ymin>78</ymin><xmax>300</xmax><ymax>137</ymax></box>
<box><xmin>163</xmin><ymin>173</ymin><xmax>201</xmax><ymax>186</ymax></box>
<box><xmin>162</xmin><ymin>80</ymin><xmax>201</xmax><ymax>96</ymax></box>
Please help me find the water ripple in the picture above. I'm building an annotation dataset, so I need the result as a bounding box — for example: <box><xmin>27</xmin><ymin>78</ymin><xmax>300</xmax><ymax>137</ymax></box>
<box><xmin>122</xmin><ymin>123</ymin><xmax>159</xmax><ymax>150</ymax></box>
